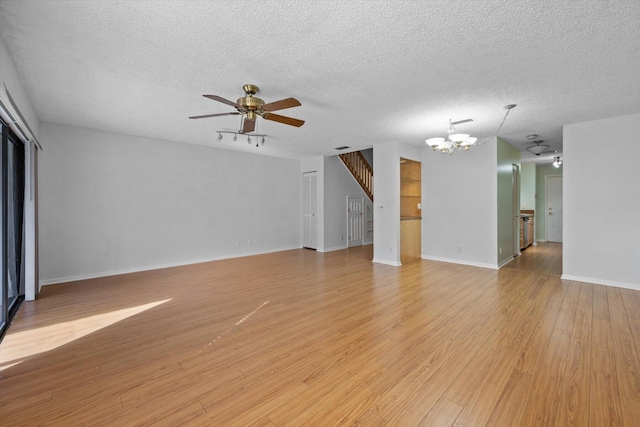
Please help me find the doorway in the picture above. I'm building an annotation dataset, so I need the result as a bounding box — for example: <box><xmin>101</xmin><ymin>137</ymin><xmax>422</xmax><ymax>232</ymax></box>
<box><xmin>545</xmin><ymin>175</ymin><xmax>563</xmax><ymax>242</ymax></box>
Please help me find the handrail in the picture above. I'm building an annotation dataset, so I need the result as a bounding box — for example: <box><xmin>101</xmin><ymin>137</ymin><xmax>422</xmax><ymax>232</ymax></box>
<box><xmin>339</xmin><ymin>151</ymin><xmax>373</xmax><ymax>201</ymax></box>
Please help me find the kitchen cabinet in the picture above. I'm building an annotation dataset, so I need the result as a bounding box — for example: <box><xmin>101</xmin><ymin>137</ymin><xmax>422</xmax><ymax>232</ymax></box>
<box><xmin>520</xmin><ymin>210</ymin><xmax>534</xmax><ymax>250</ymax></box>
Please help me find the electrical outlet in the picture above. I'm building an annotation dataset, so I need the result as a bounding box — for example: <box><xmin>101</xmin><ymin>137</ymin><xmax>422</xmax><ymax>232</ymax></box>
<box><xmin>341</xmin><ymin>235</ymin><xmax>344</xmax><ymax>241</ymax></box>
<box><xmin>499</xmin><ymin>247</ymin><xmax>502</xmax><ymax>255</ymax></box>
<box><xmin>457</xmin><ymin>246</ymin><xmax>461</xmax><ymax>253</ymax></box>
<box><xmin>236</xmin><ymin>241</ymin><xmax>241</xmax><ymax>247</ymax></box>
<box><xmin>247</xmin><ymin>239</ymin><xmax>252</xmax><ymax>246</ymax></box>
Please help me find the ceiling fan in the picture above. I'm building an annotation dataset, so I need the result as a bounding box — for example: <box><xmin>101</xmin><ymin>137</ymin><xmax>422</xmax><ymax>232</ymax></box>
<box><xmin>189</xmin><ymin>84</ymin><xmax>304</xmax><ymax>133</ymax></box>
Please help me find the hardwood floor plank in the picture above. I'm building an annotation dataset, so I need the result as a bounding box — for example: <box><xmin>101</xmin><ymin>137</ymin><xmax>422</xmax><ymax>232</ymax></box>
<box><xmin>1</xmin><ymin>244</ymin><xmax>639</xmax><ymax>425</ymax></box>
<box><xmin>589</xmin><ymin>370</ymin><xmax>624</xmax><ymax>427</ymax></box>
<box><xmin>418</xmin><ymin>397</ymin><xmax>462</xmax><ymax>426</ymax></box>
<box><xmin>608</xmin><ymin>287</ymin><xmax>640</xmax><ymax>402</ymax></box>
<box><xmin>519</xmin><ymin>389</ymin><xmax>559</xmax><ymax>427</ymax></box>
<box><xmin>485</xmin><ymin>369</ymin><xmax>535</xmax><ymax>426</ymax></box>
<box><xmin>555</xmin><ymin>283</ymin><xmax>593</xmax><ymax>426</ymax></box>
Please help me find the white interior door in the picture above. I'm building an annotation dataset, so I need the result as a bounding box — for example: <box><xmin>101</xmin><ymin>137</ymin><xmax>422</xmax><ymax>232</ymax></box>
<box><xmin>303</xmin><ymin>172</ymin><xmax>317</xmax><ymax>249</ymax></box>
<box><xmin>347</xmin><ymin>196</ymin><xmax>364</xmax><ymax>247</ymax></box>
<box><xmin>546</xmin><ymin>175</ymin><xmax>563</xmax><ymax>242</ymax></box>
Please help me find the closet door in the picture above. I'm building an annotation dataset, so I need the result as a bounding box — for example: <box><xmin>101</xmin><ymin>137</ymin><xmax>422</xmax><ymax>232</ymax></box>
<box><xmin>302</xmin><ymin>172</ymin><xmax>317</xmax><ymax>249</ymax></box>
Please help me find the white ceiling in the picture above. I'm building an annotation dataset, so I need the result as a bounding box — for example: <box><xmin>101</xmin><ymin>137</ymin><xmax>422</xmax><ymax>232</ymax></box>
<box><xmin>1</xmin><ymin>0</ymin><xmax>639</xmax><ymax>162</ymax></box>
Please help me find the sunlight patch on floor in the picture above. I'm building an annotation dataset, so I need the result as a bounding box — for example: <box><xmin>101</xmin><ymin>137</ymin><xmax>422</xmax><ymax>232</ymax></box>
<box><xmin>0</xmin><ymin>299</ymin><xmax>172</xmax><ymax>368</ymax></box>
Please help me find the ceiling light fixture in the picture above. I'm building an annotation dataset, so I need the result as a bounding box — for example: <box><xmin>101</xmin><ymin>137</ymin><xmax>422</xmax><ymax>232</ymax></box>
<box><xmin>553</xmin><ymin>156</ymin><xmax>563</xmax><ymax>168</ymax></box>
<box><xmin>216</xmin><ymin>131</ymin><xmax>267</xmax><ymax>147</ymax></box>
<box><xmin>527</xmin><ymin>140</ymin><xmax>551</xmax><ymax>155</ymax></box>
<box><xmin>425</xmin><ymin>104</ymin><xmax>516</xmax><ymax>155</ymax></box>
<box><xmin>425</xmin><ymin>120</ymin><xmax>477</xmax><ymax>154</ymax></box>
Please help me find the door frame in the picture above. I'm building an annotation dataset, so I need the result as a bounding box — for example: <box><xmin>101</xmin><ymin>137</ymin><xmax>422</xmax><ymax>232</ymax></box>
<box><xmin>512</xmin><ymin>164</ymin><xmax>521</xmax><ymax>256</ymax></box>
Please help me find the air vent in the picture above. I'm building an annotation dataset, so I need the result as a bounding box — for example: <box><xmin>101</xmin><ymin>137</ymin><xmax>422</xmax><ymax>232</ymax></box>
<box><xmin>451</xmin><ymin>118</ymin><xmax>475</xmax><ymax>126</ymax></box>
<box><xmin>334</xmin><ymin>146</ymin><xmax>350</xmax><ymax>150</ymax></box>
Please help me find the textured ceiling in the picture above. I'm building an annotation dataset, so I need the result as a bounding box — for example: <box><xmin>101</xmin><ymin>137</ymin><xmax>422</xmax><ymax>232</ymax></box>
<box><xmin>1</xmin><ymin>0</ymin><xmax>639</xmax><ymax>162</ymax></box>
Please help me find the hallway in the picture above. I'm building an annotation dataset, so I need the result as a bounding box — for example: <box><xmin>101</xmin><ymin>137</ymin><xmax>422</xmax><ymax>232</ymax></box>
<box><xmin>503</xmin><ymin>242</ymin><xmax>562</xmax><ymax>276</ymax></box>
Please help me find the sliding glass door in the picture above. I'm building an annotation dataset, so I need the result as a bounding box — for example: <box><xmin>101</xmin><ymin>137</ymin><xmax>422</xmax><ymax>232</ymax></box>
<box><xmin>0</xmin><ymin>121</ymin><xmax>25</xmax><ymax>342</ymax></box>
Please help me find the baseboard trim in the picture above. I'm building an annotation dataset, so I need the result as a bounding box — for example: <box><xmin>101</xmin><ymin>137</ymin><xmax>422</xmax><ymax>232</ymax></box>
<box><xmin>39</xmin><ymin>245</ymin><xmax>302</xmax><ymax>287</ymax></box>
<box><xmin>319</xmin><ymin>245</ymin><xmax>349</xmax><ymax>253</ymax></box>
<box><xmin>421</xmin><ymin>255</ymin><xmax>499</xmax><ymax>270</ymax></box>
<box><xmin>372</xmin><ymin>258</ymin><xmax>402</xmax><ymax>267</ymax></box>
<box><xmin>498</xmin><ymin>256</ymin><xmax>516</xmax><ymax>269</ymax></box>
<box><xmin>560</xmin><ymin>274</ymin><xmax>640</xmax><ymax>291</ymax></box>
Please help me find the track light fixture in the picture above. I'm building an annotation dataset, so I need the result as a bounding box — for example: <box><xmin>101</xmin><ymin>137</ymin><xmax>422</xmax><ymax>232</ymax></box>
<box><xmin>553</xmin><ymin>156</ymin><xmax>563</xmax><ymax>168</ymax></box>
<box><xmin>216</xmin><ymin>131</ymin><xmax>268</xmax><ymax>147</ymax></box>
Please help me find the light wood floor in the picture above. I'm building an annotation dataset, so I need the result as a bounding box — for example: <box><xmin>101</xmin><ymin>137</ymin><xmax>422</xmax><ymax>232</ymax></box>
<box><xmin>1</xmin><ymin>244</ymin><xmax>639</xmax><ymax>426</ymax></box>
<box><xmin>504</xmin><ymin>242</ymin><xmax>563</xmax><ymax>277</ymax></box>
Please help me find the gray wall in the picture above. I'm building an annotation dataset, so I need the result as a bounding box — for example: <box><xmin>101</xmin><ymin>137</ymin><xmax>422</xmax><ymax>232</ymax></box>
<box><xmin>39</xmin><ymin>123</ymin><xmax>301</xmax><ymax>285</ymax></box>
<box><xmin>563</xmin><ymin>113</ymin><xmax>640</xmax><ymax>290</ymax></box>
<box><xmin>422</xmin><ymin>138</ymin><xmax>498</xmax><ymax>268</ymax></box>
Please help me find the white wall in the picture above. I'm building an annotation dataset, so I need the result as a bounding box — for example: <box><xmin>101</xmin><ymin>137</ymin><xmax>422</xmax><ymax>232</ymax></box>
<box><xmin>422</xmin><ymin>138</ymin><xmax>498</xmax><ymax>268</ymax></box>
<box><xmin>39</xmin><ymin>123</ymin><xmax>301</xmax><ymax>285</ymax></box>
<box><xmin>373</xmin><ymin>141</ymin><xmax>422</xmax><ymax>266</ymax></box>
<box><xmin>1</xmin><ymin>36</ymin><xmax>40</xmax><ymax>300</ymax></box>
<box><xmin>323</xmin><ymin>155</ymin><xmax>373</xmax><ymax>252</ymax></box>
<box><xmin>563</xmin><ymin>113</ymin><xmax>640</xmax><ymax>290</ymax></box>
<box><xmin>0</xmin><ymin>37</ymin><xmax>40</xmax><ymax>139</ymax></box>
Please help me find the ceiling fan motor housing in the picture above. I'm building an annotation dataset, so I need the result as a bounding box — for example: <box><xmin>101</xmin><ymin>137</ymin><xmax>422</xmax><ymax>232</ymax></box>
<box><xmin>237</xmin><ymin>85</ymin><xmax>264</xmax><ymax>121</ymax></box>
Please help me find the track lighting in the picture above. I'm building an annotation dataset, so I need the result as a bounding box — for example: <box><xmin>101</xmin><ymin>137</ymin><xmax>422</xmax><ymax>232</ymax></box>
<box><xmin>553</xmin><ymin>156</ymin><xmax>563</xmax><ymax>168</ymax></box>
<box><xmin>215</xmin><ymin>130</ymin><xmax>267</xmax><ymax>147</ymax></box>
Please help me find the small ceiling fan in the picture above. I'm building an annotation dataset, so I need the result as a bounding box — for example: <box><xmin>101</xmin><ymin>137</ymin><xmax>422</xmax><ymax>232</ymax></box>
<box><xmin>189</xmin><ymin>84</ymin><xmax>304</xmax><ymax>133</ymax></box>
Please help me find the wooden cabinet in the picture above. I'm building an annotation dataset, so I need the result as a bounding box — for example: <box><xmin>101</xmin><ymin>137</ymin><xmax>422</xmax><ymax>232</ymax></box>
<box><xmin>400</xmin><ymin>159</ymin><xmax>421</xmax><ymax>264</ymax></box>
<box><xmin>400</xmin><ymin>159</ymin><xmax>421</xmax><ymax>219</ymax></box>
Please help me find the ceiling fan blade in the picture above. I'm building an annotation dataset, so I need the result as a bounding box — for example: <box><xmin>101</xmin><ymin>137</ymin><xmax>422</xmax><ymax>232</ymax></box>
<box><xmin>189</xmin><ymin>112</ymin><xmax>240</xmax><ymax>119</ymax></box>
<box><xmin>262</xmin><ymin>113</ymin><xmax>305</xmax><ymax>127</ymax></box>
<box><xmin>203</xmin><ymin>95</ymin><xmax>242</xmax><ymax>108</ymax></box>
<box><xmin>242</xmin><ymin>117</ymin><xmax>256</xmax><ymax>133</ymax></box>
<box><xmin>261</xmin><ymin>97</ymin><xmax>301</xmax><ymax>112</ymax></box>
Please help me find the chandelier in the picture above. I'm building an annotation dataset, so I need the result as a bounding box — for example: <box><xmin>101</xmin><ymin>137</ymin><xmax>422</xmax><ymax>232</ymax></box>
<box><xmin>425</xmin><ymin>120</ymin><xmax>477</xmax><ymax>154</ymax></box>
<box><xmin>425</xmin><ymin>104</ymin><xmax>516</xmax><ymax>155</ymax></box>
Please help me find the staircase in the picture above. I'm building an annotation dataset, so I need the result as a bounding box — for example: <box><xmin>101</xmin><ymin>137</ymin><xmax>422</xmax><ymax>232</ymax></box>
<box><xmin>339</xmin><ymin>151</ymin><xmax>373</xmax><ymax>201</ymax></box>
